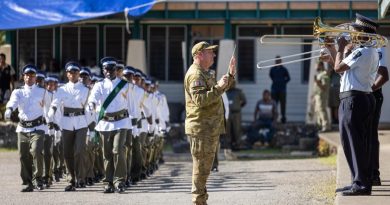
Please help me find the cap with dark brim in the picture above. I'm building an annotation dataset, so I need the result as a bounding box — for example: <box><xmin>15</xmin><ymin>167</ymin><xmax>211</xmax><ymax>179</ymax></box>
<box><xmin>22</xmin><ymin>64</ymin><xmax>38</xmax><ymax>74</ymax></box>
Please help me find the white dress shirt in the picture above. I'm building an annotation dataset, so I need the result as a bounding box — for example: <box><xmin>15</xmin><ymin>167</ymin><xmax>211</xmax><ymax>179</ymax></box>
<box><xmin>51</xmin><ymin>81</ymin><xmax>90</xmax><ymax>131</ymax></box>
<box><xmin>140</xmin><ymin>92</ymin><xmax>153</xmax><ymax>133</ymax></box>
<box><xmin>88</xmin><ymin>78</ymin><xmax>133</xmax><ymax>132</ymax></box>
<box><xmin>341</xmin><ymin>46</ymin><xmax>379</xmax><ymax>92</ymax></box>
<box><xmin>6</xmin><ymin>84</ymin><xmax>51</xmax><ymax>133</ymax></box>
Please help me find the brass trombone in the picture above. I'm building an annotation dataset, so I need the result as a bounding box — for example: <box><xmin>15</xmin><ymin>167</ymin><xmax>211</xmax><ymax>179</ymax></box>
<box><xmin>313</xmin><ymin>17</ymin><xmax>388</xmax><ymax>48</ymax></box>
<box><xmin>257</xmin><ymin>49</ymin><xmax>328</xmax><ymax>70</ymax></box>
<box><xmin>257</xmin><ymin>17</ymin><xmax>388</xmax><ymax>69</ymax></box>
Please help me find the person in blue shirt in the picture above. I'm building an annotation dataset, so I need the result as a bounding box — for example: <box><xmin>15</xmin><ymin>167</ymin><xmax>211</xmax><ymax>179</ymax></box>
<box><xmin>269</xmin><ymin>56</ymin><xmax>290</xmax><ymax>123</ymax></box>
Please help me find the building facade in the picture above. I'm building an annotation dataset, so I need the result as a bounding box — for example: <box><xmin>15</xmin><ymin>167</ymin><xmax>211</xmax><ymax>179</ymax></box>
<box><xmin>4</xmin><ymin>0</ymin><xmax>390</xmax><ymax>122</ymax></box>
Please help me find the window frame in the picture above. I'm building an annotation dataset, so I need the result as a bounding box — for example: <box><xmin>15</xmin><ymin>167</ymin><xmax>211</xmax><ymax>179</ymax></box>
<box><xmin>235</xmin><ymin>25</ymin><xmax>276</xmax><ymax>83</ymax></box>
<box><xmin>60</xmin><ymin>25</ymin><xmax>99</xmax><ymax>67</ymax></box>
<box><xmin>16</xmin><ymin>28</ymin><xmax>55</xmax><ymax>70</ymax></box>
<box><xmin>147</xmin><ymin>25</ymin><xmax>187</xmax><ymax>82</ymax></box>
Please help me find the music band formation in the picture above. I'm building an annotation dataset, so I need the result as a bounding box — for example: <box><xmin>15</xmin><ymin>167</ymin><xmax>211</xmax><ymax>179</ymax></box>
<box><xmin>4</xmin><ymin>57</ymin><xmax>170</xmax><ymax>193</ymax></box>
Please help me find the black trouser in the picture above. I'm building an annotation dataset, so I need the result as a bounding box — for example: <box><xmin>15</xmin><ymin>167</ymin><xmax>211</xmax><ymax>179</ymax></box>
<box><xmin>370</xmin><ymin>90</ymin><xmax>383</xmax><ymax>179</ymax></box>
<box><xmin>271</xmin><ymin>91</ymin><xmax>286</xmax><ymax>121</ymax></box>
<box><xmin>339</xmin><ymin>93</ymin><xmax>375</xmax><ymax>187</ymax></box>
<box><xmin>43</xmin><ymin>134</ymin><xmax>53</xmax><ymax>182</ymax></box>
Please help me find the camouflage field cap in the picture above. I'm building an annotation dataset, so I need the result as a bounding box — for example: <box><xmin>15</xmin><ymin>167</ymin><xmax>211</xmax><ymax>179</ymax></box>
<box><xmin>191</xmin><ymin>41</ymin><xmax>218</xmax><ymax>57</ymax></box>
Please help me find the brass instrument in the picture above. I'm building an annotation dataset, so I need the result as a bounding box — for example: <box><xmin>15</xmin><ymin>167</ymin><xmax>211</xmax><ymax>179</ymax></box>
<box><xmin>313</xmin><ymin>17</ymin><xmax>388</xmax><ymax>48</ymax></box>
<box><xmin>257</xmin><ymin>49</ymin><xmax>328</xmax><ymax>70</ymax></box>
<box><xmin>257</xmin><ymin>17</ymin><xmax>388</xmax><ymax>69</ymax></box>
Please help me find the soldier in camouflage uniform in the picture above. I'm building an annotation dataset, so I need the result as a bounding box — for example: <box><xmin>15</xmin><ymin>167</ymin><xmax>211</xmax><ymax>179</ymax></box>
<box><xmin>184</xmin><ymin>41</ymin><xmax>236</xmax><ymax>205</ymax></box>
<box><xmin>313</xmin><ymin>61</ymin><xmax>331</xmax><ymax>132</ymax></box>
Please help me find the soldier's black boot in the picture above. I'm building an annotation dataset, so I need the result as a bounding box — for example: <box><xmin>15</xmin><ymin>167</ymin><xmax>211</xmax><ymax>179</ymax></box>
<box><xmin>103</xmin><ymin>182</ymin><xmax>115</xmax><ymax>194</ymax></box>
<box><xmin>21</xmin><ymin>184</ymin><xmax>34</xmax><ymax>192</ymax></box>
<box><xmin>35</xmin><ymin>179</ymin><xmax>44</xmax><ymax>191</ymax></box>
<box><xmin>64</xmin><ymin>182</ymin><xmax>76</xmax><ymax>191</ymax></box>
<box><xmin>140</xmin><ymin>172</ymin><xmax>147</xmax><ymax>180</ymax></box>
<box><xmin>115</xmin><ymin>182</ymin><xmax>125</xmax><ymax>193</ymax></box>
<box><xmin>131</xmin><ymin>177</ymin><xmax>139</xmax><ymax>185</ymax></box>
<box><xmin>86</xmin><ymin>178</ymin><xmax>94</xmax><ymax>186</ymax></box>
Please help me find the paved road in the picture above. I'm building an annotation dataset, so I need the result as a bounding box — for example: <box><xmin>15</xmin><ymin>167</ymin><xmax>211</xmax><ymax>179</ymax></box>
<box><xmin>0</xmin><ymin>151</ymin><xmax>335</xmax><ymax>205</ymax></box>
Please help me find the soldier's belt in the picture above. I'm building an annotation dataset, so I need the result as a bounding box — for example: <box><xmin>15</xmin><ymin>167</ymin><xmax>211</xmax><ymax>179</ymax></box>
<box><xmin>63</xmin><ymin>107</ymin><xmax>85</xmax><ymax>117</ymax></box>
<box><xmin>102</xmin><ymin>109</ymin><xmax>129</xmax><ymax>122</ymax></box>
<box><xmin>19</xmin><ymin>116</ymin><xmax>45</xmax><ymax>128</ymax></box>
<box><xmin>339</xmin><ymin>90</ymin><xmax>370</xmax><ymax>100</ymax></box>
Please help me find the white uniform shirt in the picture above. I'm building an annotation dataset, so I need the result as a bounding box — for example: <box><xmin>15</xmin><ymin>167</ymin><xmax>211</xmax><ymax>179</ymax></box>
<box><xmin>140</xmin><ymin>92</ymin><xmax>153</xmax><ymax>133</ymax></box>
<box><xmin>341</xmin><ymin>47</ymin><xmax>379</xmax><ymax>92</ymax></box>
<box><xmin>88</xmin><ymin>78</ymin><xmax>133</xmax><ymax>131</ymax></box>
<box><xmin>51</xmin><ymin>81</ymin><xmax>90</xmax><ymax>131</ymax></box>
<box><xmin>131</xmin><ymin>85</ymin><xmax>149</xmax><ymax>136</ymax></box>
<box><xmin>6</xmin><ymin>84</ymin><xmax>51</xmax><ymax>133</ymax></box>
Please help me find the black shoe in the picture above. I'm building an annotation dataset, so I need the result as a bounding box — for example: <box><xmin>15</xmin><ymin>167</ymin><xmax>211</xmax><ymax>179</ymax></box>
<box><xmin>43</xmin><ymin>183</ymin><xmax>50</xmax><ymax>188</ymax></box>
<box><xmin>103</xmin><ymin>184</ymin><xmax>115</xmax><ymax>194</ymax></box>
<box><xmin>140</xmin><ymin>173</ymin><xmax>147</xmax><ymax>180</ymax></box>
<box><xmin>372</xmin><ymin>176</ymin><xmax>382</xmax><ymax>186</ymax></box>
<box><xmin>115</xmin><ymin>183</ymin><xmax>125</xmax><ymax>193</ymax></box>
<box><xmin>125</xmin><ymin>179</ymin><xmax>131</xmax><ymax>188</ymax></box>
<box><xmin>342</xmin><ymin>184</ymin><xmax>371</xmax><ymax>196</ymax></box>
<box><xmin>55</xmin><ymin>174</ymin><xmax>60</xmax><ymax>182</ymax></box>
<box><xmin>211</xmin><ymin>167</ymin><xmax>219</xmax><ymax>172</ymax></box>
<box><xmin>64</xmin><ymin>184</ymin><xmax>76</xmax><ymax>191</ymax></box>
<box><xmin>131</xmin><ymin>178</ymin><xmax>139</xmax><ymax>185</ymax></box>
<box><xmin>78</xmin><ymin>181</ymin><xmax>86</xmax><ymax>188</ymax></box>
<box><xmin>86</xmin><ymin>178</ymin><xmax>94</xmax><ymax>186</ymax></box>
<box><xmin>335</xmin><ymin>185</ymin><xmax>352</xmax><ymax>193</ymax></box>
<box><xmin>159</xmin><ymin>158</ymin><xmax>165</xmax><ymax>164</ymax></box>
<box><xmin>21</xmin><ymin>185</ymin><xmax>34</xmax><ymax>192</ymax></box>
<box><xmin>35</xmin><ymin>184</ymin><xmax>44</xmax><ymax>191</ymax></box>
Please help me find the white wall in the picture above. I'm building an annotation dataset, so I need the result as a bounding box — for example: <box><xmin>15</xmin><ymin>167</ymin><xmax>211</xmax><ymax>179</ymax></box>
<box><xmin>158</xmin><ymin>38</ymin><xmax>390</xmax><ymax>123</ymax></box>
<box><xmin>239</xmin><ymin>38</ymin><xmax>309</xmax><ymax>122</ymax></box>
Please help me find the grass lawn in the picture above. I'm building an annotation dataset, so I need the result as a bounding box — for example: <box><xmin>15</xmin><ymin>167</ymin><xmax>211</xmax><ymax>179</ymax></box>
<box><xmin>0</xmin><ymin>147</ymin><xmax>17</xmax><ymax>152</ymax></box>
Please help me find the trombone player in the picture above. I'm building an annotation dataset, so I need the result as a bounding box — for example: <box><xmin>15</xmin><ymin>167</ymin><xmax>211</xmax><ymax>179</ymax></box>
<box><xmin>321</xmin><ymin>13</ymin><xmax>379</xmax><ymax>196</ymax></box>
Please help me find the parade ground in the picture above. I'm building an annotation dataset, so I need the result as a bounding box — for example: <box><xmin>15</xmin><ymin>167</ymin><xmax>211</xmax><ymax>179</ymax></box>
<box><xmin>0</xmin><ymin>150</ymin><xmax>335</xmax><ymax>205</ymax></box>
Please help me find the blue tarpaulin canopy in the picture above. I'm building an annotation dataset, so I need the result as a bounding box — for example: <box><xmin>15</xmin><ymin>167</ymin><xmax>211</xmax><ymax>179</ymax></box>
<box><xmin>0</xmin><ymin>0</ymin><xmax>157</xmax><ymax>30</ymax></box>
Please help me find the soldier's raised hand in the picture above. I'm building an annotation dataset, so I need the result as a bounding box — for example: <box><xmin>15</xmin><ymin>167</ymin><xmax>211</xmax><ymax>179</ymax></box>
<box><xmin>229</xmin><ymin>56</ymin><xmax>236</xmax><ymax>76</ymax></box>
<box><xmin>217</xmin><ymin>75</ymin><xmax>229</xmax><ymax>89</ymax></box>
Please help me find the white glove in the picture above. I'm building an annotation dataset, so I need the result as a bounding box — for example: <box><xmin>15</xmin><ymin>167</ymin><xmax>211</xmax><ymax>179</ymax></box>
<box><xmin>88</xmin><ymin>131</ymin><xmax>96</xmax><ymax>141</ymax></box>
<box><xmin>87</xmin><ymin>103</ymin><xmax>95</xmax><ymax>112</ymax></box>
<box><xmin>54</xmin><ymin>130</ymin><xmax>62</xmax><ymax>144</ymax></box>
<box><xmin>132</xmin><ymin>127</ymin><xmax>140</xmax><ymax>137</ymax></box>
<box><xmin>47</xmin><ymin>108</ymin><xmax>56</xmax><ymax>122</ymax></box>
<box><xmin>147</xmin><ymin>124</ymin><xmax>155</xmax><ymax>134</ymax></box>
<box><xmin>4</xmin><ymin>108</ymin><xmax>12</xmax><ymax>120</ymax></box>
<box><xmin>48</xmin><ymin>129</ymin><xmax>55</xmax><ymax>136</ymax></box>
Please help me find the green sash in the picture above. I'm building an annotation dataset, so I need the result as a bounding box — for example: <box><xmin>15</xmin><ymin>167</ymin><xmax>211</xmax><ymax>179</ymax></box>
<box><xmin>97</xmin><ymin>79</ymin><xmax>127</xmax><ymax>122</ymax></box>
<box><xmin>93</xmin><ymin>79</ymin><xmax>127</xmax><ymax>144</ymax></box>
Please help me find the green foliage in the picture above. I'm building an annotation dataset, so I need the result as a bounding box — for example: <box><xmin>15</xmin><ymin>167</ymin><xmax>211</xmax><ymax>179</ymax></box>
<box><xmin>317</xmin><ymin>138</ymin><xmax>330</xmax><ymax>157</ymax></box>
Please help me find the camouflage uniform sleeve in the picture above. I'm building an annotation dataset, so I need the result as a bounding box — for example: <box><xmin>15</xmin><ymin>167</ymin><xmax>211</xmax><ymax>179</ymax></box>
<box><xmin>224</xmin><ymin>75</ymin><xmax>236</xmax><ymax>92</ymax></box>
<box><xmin>187</xmin><ymin>73</ymin><xmax>224</xmax><ymax>108</ymax></box>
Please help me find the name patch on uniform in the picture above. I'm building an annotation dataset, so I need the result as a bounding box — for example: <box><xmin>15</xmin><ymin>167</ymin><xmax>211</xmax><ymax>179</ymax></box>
<box><xmin>192</xmin><ymin>80</ymin><xmax>205</xmax><ymax>87</ymax></box>
<box><xmin>352</xmin><ymin>50</ymin><xmax>362</xmax><ymax>60</ymax></box>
